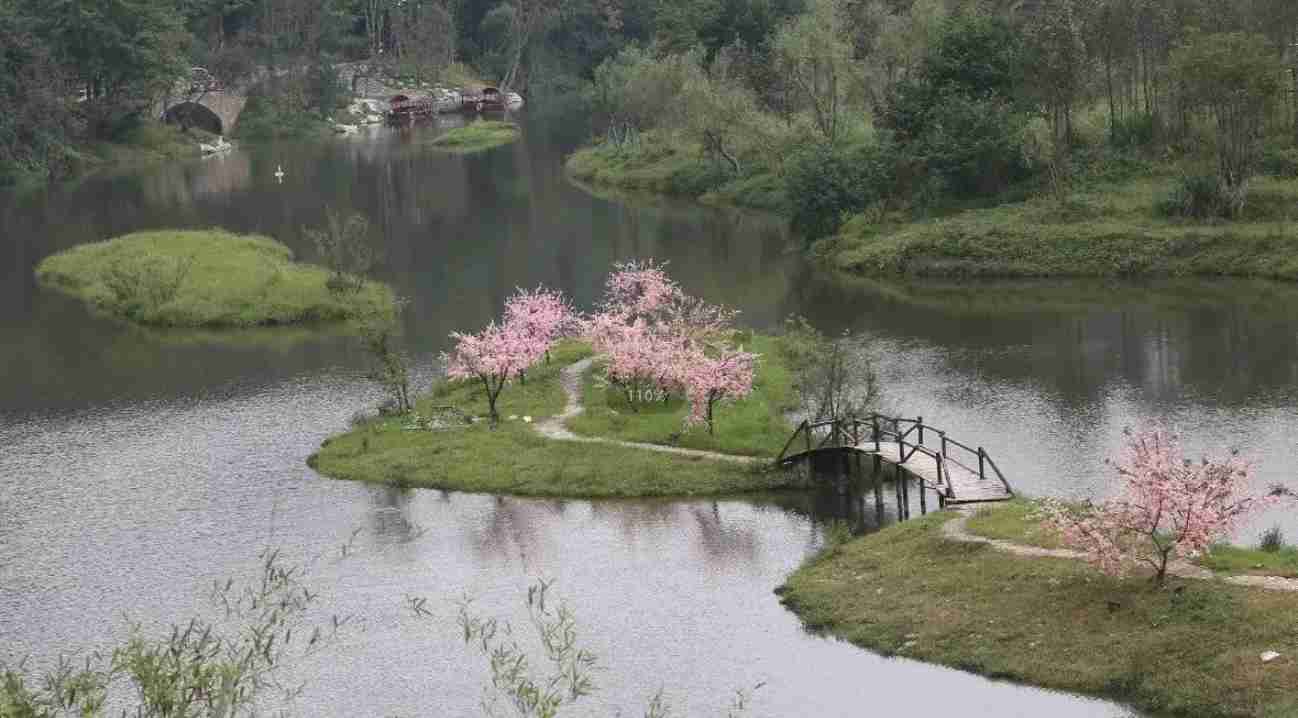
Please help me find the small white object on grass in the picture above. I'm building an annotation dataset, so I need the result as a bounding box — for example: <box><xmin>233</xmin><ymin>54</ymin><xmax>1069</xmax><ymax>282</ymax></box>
<box><xmin>1261</xmin><ymin>651</ymin><xmax>1282</xmax><ymax>663</ymax></box>
<box><xmin>523</xmin><ymin>416</ymin><xmax>532</xmax><ymax>423</ymax></box>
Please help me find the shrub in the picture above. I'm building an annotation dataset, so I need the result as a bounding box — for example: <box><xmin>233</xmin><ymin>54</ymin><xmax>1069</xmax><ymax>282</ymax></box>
<box><xmin>101</xmin><ymin>254</ymin><xmax>195</xmax><ymax>316</ymax></box>
<box><xmin>1260</xmin><ymin>147</ymin><xmax>1298</xmax><ymax>178</ymax></box>
<box><xmin>1110</xmin><ymin>114</ymin><xmax>1155</xmax><ymax>150</ymax></box>
<box><xmin>786</xmin><ymin>140</ymin><xmax>897</xmax><ymax>241</ymax></box>
<box><xmin>1260</xmin><ymin>525</ymin><xmax>1285</xmax><ymax>553</ymax></box>
<box><xmin>1156</xmin><ymin>174</ymin><xmax>1245</xmax><ymax>220</ymax></box>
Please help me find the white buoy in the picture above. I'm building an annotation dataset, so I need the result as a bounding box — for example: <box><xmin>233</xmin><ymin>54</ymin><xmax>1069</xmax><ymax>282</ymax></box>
<box><xmin>274</xmin><ymin>164</ymin><xmax>285</xmax><ymax>183</ymax></box>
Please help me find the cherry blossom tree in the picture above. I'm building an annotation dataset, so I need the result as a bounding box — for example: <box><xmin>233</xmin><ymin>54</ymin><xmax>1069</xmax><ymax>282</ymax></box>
<box><xmin>443</xmin><ymin>321</ymin><xmax>544</xmax><ymax>426</ymax></box>
<box><xmin>682</xmin><ymin>347</ymin><xmax>756</xmax><ymax>435</ymax></box>
<box><xmin>600</xmin><ymin>259</ymin><xmax>681</xmax><ymax>321</ymax></box>
<box><xmin>1043</xmin><ymin>429</ymin><xmax>1272</xmax><ymax>585</ymax></box>
<box><xmin>503</xmin><ymin>285</ymin><xmax>576</xmax><ymax>365</ymax></box>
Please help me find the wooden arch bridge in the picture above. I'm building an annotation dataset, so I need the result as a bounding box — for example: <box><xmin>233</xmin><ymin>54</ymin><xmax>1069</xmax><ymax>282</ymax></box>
<box><xmin>777</xmin><ymin>414</ymin><xmax>1014</xmax><ymax>517</ymax></box>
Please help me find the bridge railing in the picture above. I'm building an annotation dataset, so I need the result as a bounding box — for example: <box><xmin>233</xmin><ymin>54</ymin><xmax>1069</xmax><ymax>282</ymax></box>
<box><xmin>775</xmin><ymin>412</ymin><xmax>1013</xmax><ymax>497</ymax></box>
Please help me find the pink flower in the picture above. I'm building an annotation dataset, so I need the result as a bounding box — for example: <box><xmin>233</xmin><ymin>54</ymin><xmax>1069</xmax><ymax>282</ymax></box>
<box><xmin>1043</xmin><ymin>429</ymin><xmax>1273</xmax><ymax>584</ymax></box>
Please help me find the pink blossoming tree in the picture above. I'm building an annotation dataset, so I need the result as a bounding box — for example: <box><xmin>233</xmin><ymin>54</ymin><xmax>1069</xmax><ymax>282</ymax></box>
<box><xmin>585</xmin><ymin>260</ymin><xmax>756</xmax><ymax>433</ymax></box>
<box><xmin>682</xmin><ymin>347</ymin><xmax>756</xmax><ymax>434</ymax></box>
<box><xmin>503</xmin><ymin>285</ymin><xmax>576</xmax><ymax>365</ymax></box>
<box><xmin>443</xmin><ymin>321</ymin><xmax>544</xmax><ymax>426</ymax></box>
<box><xmin>1043</xmin><ymin>429</ymin><xmax>1270</xmax><ymax>585</ymax></box>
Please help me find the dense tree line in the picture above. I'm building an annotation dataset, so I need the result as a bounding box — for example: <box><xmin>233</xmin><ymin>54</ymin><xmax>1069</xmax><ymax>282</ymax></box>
<box><xmin>579</xmin><ymin>0</ymin><xmax>1298</xmax><ymax>234</ymax></box>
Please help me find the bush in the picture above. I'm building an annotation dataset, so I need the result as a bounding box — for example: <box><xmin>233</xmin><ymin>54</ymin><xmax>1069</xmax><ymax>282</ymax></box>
<box><xmin>786</xmin><ymin>139</ymin><xmax>897</xmax><ymax>241</ymax></box>
<box><xmin>1110</xmin><ymin>114</ymin><xmax>1155</xmax><ymax>150</ymax></box>
<box><xmin>1260</xmin><ymin>525</ymin><xmax>1285</xmax><ymax>553</ymax></box>
<box><xmin>1156</xmin><ymin>174</ymin><xmax>1243</xmax><ymax>220</ymax></box>
<box><xmin>1260</xmin><ymin>147</ymin><xmax>1298</xmax><ymax>178</ymax></box>
<box><xmin>666</xmin><ymin>161</ymin><xmax>729</xmax><ymax>196</ymax></box>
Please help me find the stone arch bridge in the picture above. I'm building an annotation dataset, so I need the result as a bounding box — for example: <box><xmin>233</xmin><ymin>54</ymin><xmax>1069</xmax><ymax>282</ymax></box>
<box><xmin>156</xmin><ymin>69</ymin><xmax>250</xmax><ymax>136</ymax></box>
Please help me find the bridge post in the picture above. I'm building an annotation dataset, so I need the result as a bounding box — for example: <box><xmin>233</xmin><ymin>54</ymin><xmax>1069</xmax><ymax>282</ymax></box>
<box><xmin>873</xmin><ymin>455</ymin><xmax>883</xmax><ymax>516</ymax></box>
<box><xmin>978</xmin><ymin>448</ymin><xmax>986</xmax><ymax>481</ymax></box>
<box><xmin>901</xmin><ymin>473</ymin><xmax>910</xmax><ymax>520</ymax></box>
<box><xmin>917</xmin><ymin>416</ymin><xmax>924</xmax><ymax>444</ymax></box>
<box><xmin>920</xmin><ymin>481</ymin><xmax>927</xmax><ymax>515</ymax></box>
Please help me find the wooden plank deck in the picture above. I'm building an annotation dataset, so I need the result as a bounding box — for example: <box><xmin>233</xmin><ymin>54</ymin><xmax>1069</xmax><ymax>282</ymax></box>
<box><xmin>861</xmin><ymin>442</ymin><xmax>1013</xmax><ymax>504</ymax></box>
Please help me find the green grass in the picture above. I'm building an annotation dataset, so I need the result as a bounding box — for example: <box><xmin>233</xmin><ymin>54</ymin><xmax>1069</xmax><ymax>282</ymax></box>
<box><xmin>966</xmin><ymin>497</ymin><xmax>1298</xmax><ymax>579</ymax></box>
<box><xmin>780</xmin><ymin>512</ymin><xmax>1298</xmax><ymax>718</ymax></box>
<box><xmin>566</xmin><ymin>334</ymin><xmax>797</xmax><ymax>457</ymax></box>
<box><xmin>423</xmin><ymin>340</ymin><xmax>594</xmax><ymax>420</ymax></box>
<box><xmin>565</xmin><ymin>131</ymin><xmax>786</xmax><ymax>213</ymax></box>
<box><xmin>308</xmin><ymin>341</ymin><xmax>801</xmax><ymax>498</ymax></box>
<box><xmin>430</xmin><ymin>121</ymin><xmax>520</xmax><ymax>153</ymax></box>
<box><xmin>36</xmin><ymin>229</ymin><xmax>395</xmax><ymax>328</ymax></box>
<box><xmin>824</xmin><ymin>174</ymin><xmax>1298</xmax><ymax>280</ymax></box>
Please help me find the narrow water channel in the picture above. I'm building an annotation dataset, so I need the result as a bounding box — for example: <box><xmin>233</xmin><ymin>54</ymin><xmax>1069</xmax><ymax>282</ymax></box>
<box><xmin>8</xmin><ymin>112</ymin><xmax>1290</xmax><ymax>715</ymax></box>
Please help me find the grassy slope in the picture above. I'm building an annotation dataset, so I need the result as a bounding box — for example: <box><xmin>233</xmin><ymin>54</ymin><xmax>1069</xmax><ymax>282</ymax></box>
<box><xmin>566</xmin><ymin>334</ymin><xmax>796</xmax><ymax>457</ymax></box>
<box><xmin>780</xmin><ymin>513</ymin><xmax>1298</xmax><ymax>718</ymax></box>
<box><xmin>431</xmin><ymin>121</ymin><xmax>520</xmax><ymax>153</ymax></box>
<box><xmin>825</xmin><ymin>175</ymin><xmax>1298</xmax><ymax>279</ymax></box>
<box><xmin>564</xmin><ymin>132</ymin><xmax>788</xmax><ymax>214</ymax></box>
<box><xmin>36</xmin><ymin>229</ymin><xmax>394</xmax><ymax>328</ymax></box>
<box><xmin>967</xmin><ymin>497</ymin><xmax>1298</xmax><ymax>579</ymax></box>
<box><xmin>308</xmin><ymin>341</ymin><xmax>797</xmax><ymax>498</ymax></box>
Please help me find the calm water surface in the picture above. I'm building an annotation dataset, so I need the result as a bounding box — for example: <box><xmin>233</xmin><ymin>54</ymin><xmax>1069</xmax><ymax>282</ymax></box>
<box><xmin>7</xmin><ymin>113</ymin><xmax>1293</xmax><ymax>716</ymax></box>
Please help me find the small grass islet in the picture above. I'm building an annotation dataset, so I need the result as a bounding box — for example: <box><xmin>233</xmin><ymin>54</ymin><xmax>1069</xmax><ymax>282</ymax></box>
<box><xmin>35</xmin><ymin>229</ymin><xmax>394</xmax><ymax>328</ymax></box>
<box><xmin>308</xmin><ymin>340</ymin><xmax>796</xmax><ymax>498</ymax></box>
<box><xmin>430</xmin><ymin>120</ymin><xmax>520</xmax><ymax>153</ymax></box>
<box><xmin>779</xmin><ymin>510</ymin><xmax>1298</xmax><ymax>718</ymax></box>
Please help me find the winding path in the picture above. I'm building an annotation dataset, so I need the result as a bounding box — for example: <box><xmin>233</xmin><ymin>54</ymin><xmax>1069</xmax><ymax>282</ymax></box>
<box><xmin>941</xmin><ymin>506</ymin><xmax>1298</xmax><ymax>592</ymax></box>
<box><xmin>532</xmin><ymin>358</ymin><xmax>764</xmax><ymax>465</ymax></box>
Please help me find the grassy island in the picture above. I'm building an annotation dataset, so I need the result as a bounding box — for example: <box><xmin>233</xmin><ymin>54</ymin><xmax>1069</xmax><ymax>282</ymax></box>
<box><xmin>781</xmin><ymin>505</ymin><xmax>1298</xmax><ymax>718</ymax></box>
<box><xmin>564</xmin><ymin>132</ymin><xmax>788</xmax><ymax>214</ymax></box>
<box><xmin>820</xmin><ymin>175</ymin><xmax>1298</xmax><ymax>280</ymax></box>
<box><xmin>36</xmin><ymin>230</ymin><xmax>394</xmax><ymax>328</ymax></box>
<box><xmin>431</xmin><ymin>121</ymin><xmax>520</xmax><ymax>153</ymax></box>
<box><xmin>308</xmin><ymin>340</ymin><xmax>801</xmax><ymax>498</ymax></box>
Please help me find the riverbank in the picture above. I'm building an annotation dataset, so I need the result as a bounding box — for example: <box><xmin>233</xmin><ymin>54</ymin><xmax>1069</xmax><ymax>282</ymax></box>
<box><xmin>36</xmin><ymin>230</ymin><xmax>394</xmax><ymax>328</ymax></box>
<box><xmin>308</xmin><ymin>338</ymin><xmax>802</xmax><ymax>497</ymax></box>
<box><xmin>430</xmin><ymin>121</ymin><xmax>520</xmax><ymax>153</ymax></box>
<box><xmin>820</xmin><ymin>174</ymin><xmax>1298</xmax><ymax>280</ymax></box>
<box><xmin>564</xmin><ymin>132</ymin><xmax>788</xmax><ymax>214</ymax></box>
<box><xmin>2</xmin><ymin>123</ymin><xmax>216</xmax><ymax>189</ymax></box>
<box><xmin>779</xmin><ymin>508</ymin><xmax>1298</xmax><ymax>717</ymax></box>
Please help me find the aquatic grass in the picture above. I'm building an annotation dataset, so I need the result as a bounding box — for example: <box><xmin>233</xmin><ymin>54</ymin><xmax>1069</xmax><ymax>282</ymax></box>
<box><xmin>35</xmin><ymin>229</ymin><xmax>395</xmax><ymax>328</ymax></box>
<box><xmin>779</xmin><ymin>512</ymin><xmax>1298</xmax><ymax>718</ymax></box>
<box><xmin>566</xmin><ymin>335</ymin><xmax>797</xmax><ymax>458</ymax></box>
<box><xmin>430</xmin><ymin>121</ymin><xmax>520</xmax><ymax>153</ymax></box>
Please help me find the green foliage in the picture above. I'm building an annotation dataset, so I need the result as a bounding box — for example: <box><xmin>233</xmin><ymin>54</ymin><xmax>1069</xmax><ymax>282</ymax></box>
<box><xmin>881</xmin><ymin>11</ymin><xmax>1030</xmax><ymax>198</ymax></box>
<box><xmin>786</xmin><ymin>139</ymin><xmax>896</xmax><ymax>240</ymax></box>
<box><xmin>1260</xmin><ymin>146</ymin><xmax>1298</xmax><ymax>179</ymax></box>
<box><xmin>36</xmin><ymin>229</ymin><xmax>395</xmax><ymax>327</ymax></box>
<box><xmin>1170</xmin><ymin>32</ymin><xmax>1285</xmax><ymax>194</ymax></box>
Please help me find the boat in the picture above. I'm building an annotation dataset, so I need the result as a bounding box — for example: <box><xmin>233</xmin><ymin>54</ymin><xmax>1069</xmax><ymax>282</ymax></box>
<box><xmin>462</xmin><ymin>87</ymin><xmax>507</xmax><ymax>113</ymax></box>
<box><xmin>387</xmin><ymin>94</ymin><xmax>436</xmax><ymax>124</ymax></box>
